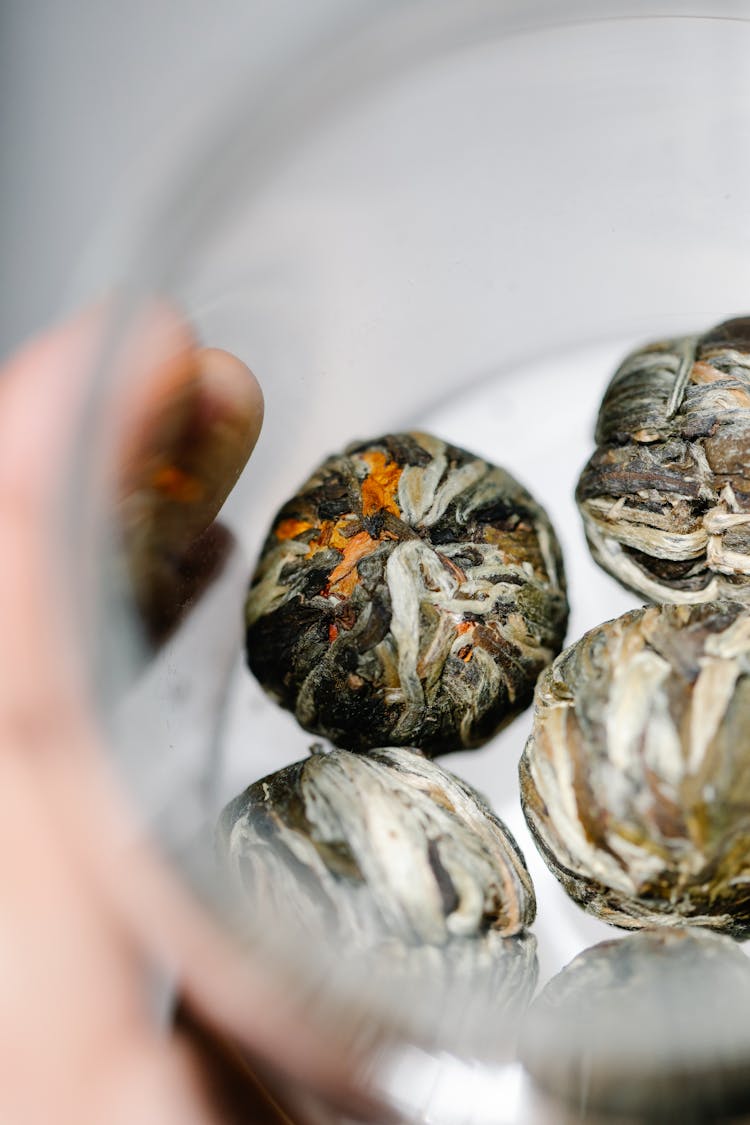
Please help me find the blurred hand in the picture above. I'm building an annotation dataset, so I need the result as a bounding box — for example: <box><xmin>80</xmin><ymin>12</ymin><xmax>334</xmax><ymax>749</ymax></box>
<box><xmin>0</xmin><ymin>307</ymin><xmax>374</xmax><ymax>1124</ymax></box>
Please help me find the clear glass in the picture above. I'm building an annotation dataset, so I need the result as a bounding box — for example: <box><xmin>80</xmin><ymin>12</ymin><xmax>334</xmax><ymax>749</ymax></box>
<box><xmin>67</xmin><ymin>3</ymin><xmax>750</xmax><ymax>1120</ymax></box>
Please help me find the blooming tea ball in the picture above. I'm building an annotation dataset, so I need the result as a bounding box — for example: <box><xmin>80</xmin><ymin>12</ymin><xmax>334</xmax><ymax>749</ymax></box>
<box><xmin>519</xmin><ymin>929</ymin><xmax>750</xmax><ymax>1120</ymax></box>
<box><xmin>245</xmin><ymin>431</ymin><xmax>568</xmax><ymax>755</ymax></box>
<box><xmin>577</xmin><ymin>317</ymin><xmax>750</xmax><ymax>603</ymax></box>
<box><xmin>520</xmin><ymin>601</ymin><xmax>750</xmax><ymax>937</ymax></box>
<box><xmin>218</xmin><ymin>746</ymin><xmax>536</xmax><ymax>947</ymax></box>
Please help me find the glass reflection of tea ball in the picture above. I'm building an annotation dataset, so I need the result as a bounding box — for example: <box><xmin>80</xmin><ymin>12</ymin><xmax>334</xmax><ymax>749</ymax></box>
<box><xmin>519</xmin><ymin>928</ymin><xmax>750</xmax><ymax>1121</ymax></box>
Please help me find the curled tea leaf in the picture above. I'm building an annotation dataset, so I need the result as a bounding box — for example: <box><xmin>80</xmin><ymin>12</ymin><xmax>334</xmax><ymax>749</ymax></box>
<box><xmin>218</xmin><ymin>746</ymin><xmax>535</xmax><ymax>948</ymax></box>
<box><xmin>245</xmin><ymin>432</ymin><xmax>568</xmax><ymax>755</ymax></box>
<box><xmin>520</xmin><ymin>601</ymin><xmax>750</xmax><ymax>937</ymax></box>
<box><xmin>577</xmin><ymin>317</ymin><xmax>750</xmax><ymax>603</ymax></box>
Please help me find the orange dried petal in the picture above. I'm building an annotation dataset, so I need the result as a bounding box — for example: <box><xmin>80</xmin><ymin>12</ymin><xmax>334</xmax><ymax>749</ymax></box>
<box><xmin>275</xmin><ymin>517</ymin><xmax>313</xmax><ymax>541</ymax></box>
<box><xmin>327</xmin><ymin>529</ymin><xmax>379</xmax><ymax>595</ymax></box>
<box><xmin>360</xmin><ymin>450</ymin><xmax>402</xmax><ymax>517</ymax></box>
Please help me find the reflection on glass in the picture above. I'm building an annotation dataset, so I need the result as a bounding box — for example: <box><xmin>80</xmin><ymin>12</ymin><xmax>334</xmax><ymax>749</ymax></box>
<box><xmin>520</xmin><ymin>928</ymin><xmax>750</xmax><ymax>1121</ymax></box>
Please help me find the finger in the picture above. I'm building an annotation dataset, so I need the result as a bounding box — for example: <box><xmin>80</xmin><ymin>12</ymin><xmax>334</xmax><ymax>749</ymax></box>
<box><xmin>121</xmin><ymin>346</ymin><xmax>263</xmax><ymax>638</ymax></box>
<box><xmin>119</xmin><ymin>346</ymin><xmax>263</xmax><ymax>553</ymax></box>
<box><xmin>0</xmin><ymin>304</ymin><xmax>263</xmax><ymax>687</ymax></box>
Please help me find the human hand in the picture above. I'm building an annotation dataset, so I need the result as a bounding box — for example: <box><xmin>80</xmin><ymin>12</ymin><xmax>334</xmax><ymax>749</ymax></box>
<box><xmin>0</xmin><ymin>306</ymin><xmax>378</xmax><ymax>1124</ymax></box>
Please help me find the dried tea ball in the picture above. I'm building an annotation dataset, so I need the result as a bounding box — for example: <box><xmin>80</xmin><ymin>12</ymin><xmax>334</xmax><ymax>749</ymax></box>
<box><xmin>245</xmin><ymin>432</ymin><xmax>568</xmax><ymax>755</ymax></box>
<box><xmin>577</xmin><ymin>317</ymin><xmax>750</xmax><ymax>603</ymax></box>
<box><xmin>218</xmin><ymin>749</ymin><xmax>538</xmax><ymax>1059</ymax></box>
<box><xmin>519</xmin><ymin>929</ymin><xmax>750</xmax><ymax>1121</ymax></box>
<box><xmin>519</xmin><ymin>601</ymin><xmax>750</xmax><ymax>937</ymax></box>
<box><xmin>218</xmin><ymin>746</ymin><xmax>536</xmax><ymax>948</ymax></box>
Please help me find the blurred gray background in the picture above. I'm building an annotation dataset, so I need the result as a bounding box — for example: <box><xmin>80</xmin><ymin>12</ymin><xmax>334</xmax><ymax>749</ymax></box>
<box><xmin>0</xmin><ymin>0</ymin><xmax>379</xmax><ymax>357</ymax></box>
<box><xmin>5</xmin><ymin>0</ymin><xmax>748</xmax><ymax>360</ymax></box>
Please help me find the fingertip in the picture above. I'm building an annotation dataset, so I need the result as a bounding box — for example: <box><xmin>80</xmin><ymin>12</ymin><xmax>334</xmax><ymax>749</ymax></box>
<box><xmin>120</xmin><ymin>345</ymin><xmax>264</xmax><ymax>638</ymax></box>
<box><xmin>195</xmin><ymin>348</ymin><xmax>265</xmax><ymax>460</ymax></box>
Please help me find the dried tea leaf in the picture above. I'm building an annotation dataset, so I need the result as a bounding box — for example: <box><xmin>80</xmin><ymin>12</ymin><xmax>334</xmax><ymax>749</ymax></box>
<box><xmin>577</xmin><ymin>317</ymin><xmax>750</xmax><ymax>603</ymax></box>
<box><xmin>218</xmin><ymin>746</ymin><xmax>536</xmax><ymax>948</ymax></box>
<box><xmin>519</xmin><ymin>929</ymin><xmax>750</xmax><ymax>1121</ymax></box>
<box><xmin>520</xmin><ymin>601</ymin><xmax>750</xmax><ymax>937</ymax></box>
<box><xmin>245</xmin><ymin>431</ymin><xmax>568</xmax><ymax>755</ymax></box>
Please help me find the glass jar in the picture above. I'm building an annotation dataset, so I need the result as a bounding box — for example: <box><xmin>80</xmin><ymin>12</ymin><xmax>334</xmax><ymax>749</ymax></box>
<box><xmin>66</xmin><ymin>2</ymin><xmax>750</xmax><ymax>1120</ymax></box>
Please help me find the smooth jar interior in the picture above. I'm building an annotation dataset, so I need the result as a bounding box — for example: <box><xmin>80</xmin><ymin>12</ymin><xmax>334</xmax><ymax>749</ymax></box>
<box><xmin>80</xmin><ymin>4</ymin><xmax>750</xmax><ymax>1087</ymax></box>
